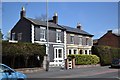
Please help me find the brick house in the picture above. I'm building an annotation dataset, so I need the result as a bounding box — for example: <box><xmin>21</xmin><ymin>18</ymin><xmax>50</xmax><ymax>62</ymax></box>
<box><xmin>98</xmin><ymin>30</ymin><xmax>120</xmax><ymax>48</ymax></box>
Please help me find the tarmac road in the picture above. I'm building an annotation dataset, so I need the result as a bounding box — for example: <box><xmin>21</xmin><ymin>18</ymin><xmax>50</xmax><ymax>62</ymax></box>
<box><xmin>26</xmin><ymin>66</ymin><xmax>119</xmax><ymax>79</ymax></box>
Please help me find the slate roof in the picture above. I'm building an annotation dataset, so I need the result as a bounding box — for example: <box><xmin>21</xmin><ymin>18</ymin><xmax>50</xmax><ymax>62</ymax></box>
<box><xmin>25</xmin><ymin>17</ymin><xmax>93</xmax><ymax>37</ymax></box>
<box><xmin>61</xmin><ymin>25</ymin><xmax>93</xmax><ymax>37</ymax></box>
<box><xmin>26</xmin><ymin>18</ymin><xmax>65</xmax><ymax>30</ymax></box>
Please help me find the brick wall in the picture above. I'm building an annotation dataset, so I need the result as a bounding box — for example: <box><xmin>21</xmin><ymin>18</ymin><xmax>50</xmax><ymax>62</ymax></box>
<box><xmin>98</xmin><ymin>30</ymin><xmax>119</xmax><ymax>48</ymax></box>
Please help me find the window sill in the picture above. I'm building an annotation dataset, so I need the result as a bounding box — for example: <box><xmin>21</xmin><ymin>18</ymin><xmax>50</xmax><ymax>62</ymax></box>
<box><xmin>56</xmin><ymin>40</ymin><xmax>62</xmax><ymax>43</ymax></box>
<box><xmin>40</xmin><ymin>39</ymin><xmax>46</xmax><ymax>41</ymax></box>
<box><xmin>9</xmin><ymin>40</ymin><xmax>18</xmax><ymax>43</ymax></box>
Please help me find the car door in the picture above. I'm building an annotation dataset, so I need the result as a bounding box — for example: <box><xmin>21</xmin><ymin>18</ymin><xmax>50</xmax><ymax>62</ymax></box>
<box><xmin>0</xmin><ymin>64</ymin><xmax>8</xmax><ymax>80</ymax></box>
<box><xmin>1</xmin><ymin>64</ymin><xmax>17</xmax><ymax>80</ymax></box>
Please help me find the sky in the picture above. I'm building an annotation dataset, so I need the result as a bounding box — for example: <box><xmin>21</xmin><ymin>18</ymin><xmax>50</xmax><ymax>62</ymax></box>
<box><xmin>1</xmin><ymin>2</ymin><xmax>119</xmax><ymax>39</ymax></box>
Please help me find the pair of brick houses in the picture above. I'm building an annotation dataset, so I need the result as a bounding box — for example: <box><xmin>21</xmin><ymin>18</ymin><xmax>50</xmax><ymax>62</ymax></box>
<box><xmin>9</xmin><ymin>7</ymin><xmax>93</xmax><ymax>66</ymax></box>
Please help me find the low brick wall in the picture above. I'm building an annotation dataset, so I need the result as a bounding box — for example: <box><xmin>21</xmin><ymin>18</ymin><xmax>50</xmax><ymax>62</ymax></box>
<box><xmin>15</xmin><ymin>67</ymin><xmax>44</xmax><ymax>73</ymax></box>
<box><xmin>75</xmin><ymin>64</ymin><xmax>100</xmax><ymax>68</ymax></box>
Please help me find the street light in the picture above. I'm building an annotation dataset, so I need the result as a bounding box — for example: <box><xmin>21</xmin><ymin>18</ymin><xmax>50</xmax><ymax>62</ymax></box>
<box><xmin>46</xmin><ymin>0</ymin><xmax>49</xmax><ymax>71</ymax></box>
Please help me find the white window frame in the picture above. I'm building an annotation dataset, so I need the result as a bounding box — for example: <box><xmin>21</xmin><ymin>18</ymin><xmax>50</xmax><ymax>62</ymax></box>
<box><xmin>85</xmin><ymin>50</ymin><xmax>87</xmax><ymax>54</ymax></box>
<box><xmin>85</xmin><ymin>37</ymin><xmax>89</xmax><ymax>46</ymax></box>
<box><xmin>56</xmin><ymin>29</ymin><xmax>62</xmax><ymax>43</ymax></box>
<box><xmin>73</xmin><ymin>49</ymin><xmax>77</xmax><ymax>54</ymax></box>
<box><xmin>12</xmin><ymin>33</ymin><xmax>15</xmax><ymax>40</ymax></box>
<box><xmin>68</xmin><ymin>49</ymin><xmax>72</xmax><ymax>55</ymax></box>
<box><xmin>86</xmin><ymin>38</ymin><xmax>89</xmax><ymax>46</ymax></box>
<box><xmin>70</xmin><ymin>36</ymin><xmax>74</xmax><ymax>44</ymax></box>
<box><xmin>40</xmin><ymin>27</ymin><xmax>46</xmax><ymax>41</ymax></box>
<box><xmin>54</xmin><ymin>48</ymin><xmax>63</xmax><ymax>61</ymax></box>
<box><xmin>89</xmin><ymin>50</ymin><xmax>91</xmax><ymax>54</ymax></box>
<box><xmin>17</xmin><ymin>33</ymin><xmax>22</xmax><ymax>41</ymax></box>
<box><xmin>79</xmin><ymin>50</ymin><xmax>83</xmax><ymax>54</ymax></box>
<box><xmin>79</xmin><ymin>37</ymin><xmax>82</xmax><ymax>45</ymax></box>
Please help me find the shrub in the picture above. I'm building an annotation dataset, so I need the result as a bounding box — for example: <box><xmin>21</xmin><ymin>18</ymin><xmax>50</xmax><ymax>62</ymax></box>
<box><xmin>92</xmin><ymin>45</ymin><xmax>120</xmax><ymax>66</ymax></box>
<box><xmin>2</xmin><ymin>41</ymin><xmax>46</xmax><ymax>68</ymax></box>
<box><xmin>68</xmin><ymin>54</ymin><xmax>100</xmax><ymax>65</ymax></box>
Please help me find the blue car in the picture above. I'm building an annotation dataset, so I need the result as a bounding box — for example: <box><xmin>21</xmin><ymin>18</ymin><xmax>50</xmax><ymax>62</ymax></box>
<box><xmin>0</xmin><ymin>63</ymin><xmax>27</xmax><ymax>80</ymax></box>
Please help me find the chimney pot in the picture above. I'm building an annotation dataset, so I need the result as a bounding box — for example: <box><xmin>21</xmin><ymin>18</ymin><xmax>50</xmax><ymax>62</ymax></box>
<box><xmin>53</xmin><ymin>12</ymin><xmax>58</xmax><ymax>24</ymax></box>
<box><xmin>20</xmin><ymin>6</ymin><xmax>26</xmax><ymax>18</ymax></box>
<box><xmin>108</xmin><ymin>30</ymin><xmax>112</xmax><ymax>33</ymax></box>
<box><xmin>22</xmin><ymin>6</ymin><xmax>25</xmax><ymax>11</ymax></box>
<box><xmin>54</xmin><ymin>12</ymin><xmax>58</xmax><ymax>16</ymax></box>
<box><xmin>77</xmin><ymin>23</ymin><xmax>82</xmax><ymax>30</ymax></box>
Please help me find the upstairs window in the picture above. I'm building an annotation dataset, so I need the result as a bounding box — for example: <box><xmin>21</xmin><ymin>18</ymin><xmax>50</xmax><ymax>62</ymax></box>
<box><xmin>17</xmin><ymin>33</ymin><xmax>22</xmax><ymax>41</ymax></box>
<box><xmin>56</xmin><ymin>30</ymin><xmax>61</xmax><ymax>43</ymax></box>
<box><xmin>40</xmin><ymin>27</ymin><xmax>46</xmax><ymax>41</ymax></box>
<box><xmin>79</xmin><ymin>37</ymin><xmax>82</xmax><ymax>45</ymax></box>
<box><xmin>12</xmin><ymin>33</ymin><xmax>15</xmax><ymax>40</ymax></box>
<box><xmin>89</xmin><ymin>38</ymin><xmax>93</xmax><ymax>46</ymax></box>
<box><xmin>82</xmin><ymin>37</ymin><xmax>90</xmax><ymax>46</ymax></box>
<box><xmin>70</xmin><ymin>36</ymin><xmax>74</xmax><ymax>44</ymax></box>
<box><xmin>86</xmin><ymin>38</ymin><xmax>89</xmax><ymax>45</ymax></box>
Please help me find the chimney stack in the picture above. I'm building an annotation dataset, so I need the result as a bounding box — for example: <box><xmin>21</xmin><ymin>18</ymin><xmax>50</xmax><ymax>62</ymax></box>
<box><xmin>107</xmin><ymin>30</ymin><xmax>112</xmax><ymax>33</ymax></box>
<box><xmin>53</xmin><ymin>12</ymin><xmax>58</xmax><ymax>24</ymax></box>
<box><xmin>77</xmin><ymin>23</ymin><xmax>82</xmax><ymax>30</ymax></box>
<box><xmin>20</xmin><ymin>6</ymin><xmax>26</xmax><ymax>18</ymax></box>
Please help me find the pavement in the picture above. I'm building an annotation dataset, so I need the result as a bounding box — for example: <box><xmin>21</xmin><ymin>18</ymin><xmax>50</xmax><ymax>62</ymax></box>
<box><xmin>15</xmin><ymin>67</ymin><xmax>44</xmax><ymax>73</ymax></box>
<box><xmin>15</xmin><ymin>64</ymin><xmax>100</xmax><ymax>74</ymax></box>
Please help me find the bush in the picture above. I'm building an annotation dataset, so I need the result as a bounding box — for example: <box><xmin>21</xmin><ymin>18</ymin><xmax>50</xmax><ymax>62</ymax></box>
<box><xmin>2</xmin><ymin>41</ymin><xmax>46</xmax><ymax>68</ymax></box>
<box><xmin>68</xmin><ymin>54</ymin><xmax>100</xmax><ymax>65</ymax></box>
<box><xmin>92</xmin><ymin>45</ymin><xmax>120</xmax><ymax>66</ymax></box>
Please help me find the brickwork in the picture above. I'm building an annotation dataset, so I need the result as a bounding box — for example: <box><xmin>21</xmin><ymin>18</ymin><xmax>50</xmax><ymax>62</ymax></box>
<box><xmin>98</xmin><ymin>30</ymin><xmax>119</xmax><ymax>48</ymax></box>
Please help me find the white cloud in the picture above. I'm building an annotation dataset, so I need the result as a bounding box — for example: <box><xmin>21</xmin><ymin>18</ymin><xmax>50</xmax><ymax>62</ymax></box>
<box><xmin>112</xmin><ymin>28</ymin><xmax>120</xmax><ymax>36</ymax></box>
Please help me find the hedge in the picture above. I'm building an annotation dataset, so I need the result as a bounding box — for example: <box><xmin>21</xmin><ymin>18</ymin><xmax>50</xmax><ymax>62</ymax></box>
<box><xmin>2</xmin><ymin>41</ymin><xmax>46</xmax><ymax>68</ymax></box>
<box><xmin>68</xmin><ymin>54</ymin><xmax>100</xmax><ymax>65</ymax></box>
<box><xmin>92</xmin><ymin>45</ymin><xmax>120</xmax><ymax>66</ymax></box>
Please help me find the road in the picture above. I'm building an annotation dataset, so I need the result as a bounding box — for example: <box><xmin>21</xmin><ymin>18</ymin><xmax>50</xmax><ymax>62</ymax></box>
<box><xmin>26</xmin><ymin>66</ymin><xmax>119</xmax><ymax>79</ymax></box>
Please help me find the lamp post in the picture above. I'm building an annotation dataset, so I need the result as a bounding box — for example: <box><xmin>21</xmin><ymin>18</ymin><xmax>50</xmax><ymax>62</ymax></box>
<box><xmin>46</xmin><ymin>0</ymin><xmax>49</xmax><ymax>71</ymax></box>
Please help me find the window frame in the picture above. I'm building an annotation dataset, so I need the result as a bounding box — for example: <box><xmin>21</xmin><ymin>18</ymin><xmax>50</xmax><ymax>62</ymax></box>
<box><xmin>68</xmin><ymin>49</ymin><xmax>72</xmax><ymax>55</ymax></box>
<box><xmin>56</xmin><ymin>29</ymin><xmax>62</xmax><ymax>43</ymax></box>
<box><xmin>40</xmin><ymin>27</ymin><xmax>46</xmax><ymax>41</ymax></box>
<box><xmin>12</xmin><ymin>33</ymin><xmax>15</xmax><ymax>40</ymax></box>
<box><xmin>54</xmin><ymin>48</ymin><xmax>63</xmax><ymax>60</ymax></box>
<box><xmin>74</xmin><ymin>49</ymin><xmax>77</xmax><ymax>54</ymax></box>
<box><xmin>17</xmin><ymin>33</ymin><xmax>22</xmax><ymax>41</ymax></box>
<box><xmin>79</xmin><ymin>37</ymin><xmax>82</xmax><ymax>45</ymax></box>
<box><xmin>70</xmin><ymin>36</ymin><xmax>74</xmax><ymax>44</ymax></box>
